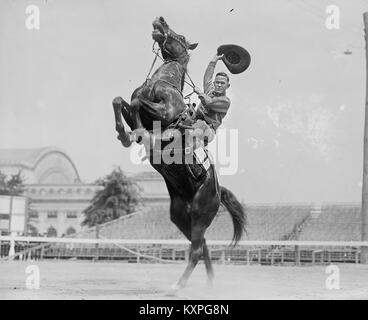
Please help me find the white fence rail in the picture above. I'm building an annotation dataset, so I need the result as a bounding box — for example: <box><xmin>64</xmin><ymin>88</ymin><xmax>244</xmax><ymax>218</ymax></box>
<box><xmin>1</xmin><ymin>236</ymin><xmax>366</xmax><ymax>265</ymax></box>
<box><xmin>1</xmin><ymin>236</ymin><xmax>368</xmax><ymax>247</ymax></box>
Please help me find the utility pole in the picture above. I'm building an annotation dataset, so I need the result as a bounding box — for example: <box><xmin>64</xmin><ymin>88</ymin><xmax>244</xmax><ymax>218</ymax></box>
<box><xmin>361</xmin><ymin>12</ymin><xmax>368</xmax><ymax>264</ymax></box>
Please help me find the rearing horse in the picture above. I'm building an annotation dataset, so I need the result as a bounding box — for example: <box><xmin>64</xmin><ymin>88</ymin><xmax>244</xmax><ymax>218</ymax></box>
<box><xmin>112</xmin><ymin>17</ymin><xmax>246</xmax><ymax>291</ymax></box>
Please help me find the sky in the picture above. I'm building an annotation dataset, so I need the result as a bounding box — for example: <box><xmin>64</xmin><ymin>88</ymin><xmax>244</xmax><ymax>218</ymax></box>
<box><xmin>0</xmin><ymin>0</ymin><xmax>368</xmax><ymax>203</ymax></box>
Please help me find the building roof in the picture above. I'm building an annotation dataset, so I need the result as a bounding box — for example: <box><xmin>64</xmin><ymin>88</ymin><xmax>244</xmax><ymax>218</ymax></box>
<box><xmin>0</xmin><ymin>147</ymin><xmax>81</xmax><ymax>183</ymax></box>
<box><xmin>0</xmin><ymin>147</ymin><xmax>51</xmax><ymax>168</ymax></box>
<box><xmin>0</xmin><ymin>147</ymin><xmax>73</xmax><ymax>169</ymax></box>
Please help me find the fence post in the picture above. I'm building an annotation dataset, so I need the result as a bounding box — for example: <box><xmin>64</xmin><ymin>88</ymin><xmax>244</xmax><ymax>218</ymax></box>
<box><xmin>137</xmin><ymin>248</ymin><xmax>140</xmax><ymax>264</ymax></box>
<box><xmin>360</xmin><ymin>12</ymin><xmax>368</xmax><ymax>263</ymax></box>
<box><xmin>94</xmin><ymin>225</ymin><xmax>100</xmax><ymax>262</ymax></box>
<box><xmin>258</xmin><ymin>249</ymin><xmax>261</xmax><ymax>264</ymax></box>
<box><xmin>158</xmin><ymin>245</ymin><xmax>162</xmax><ymax>260</ymax></box>
<box><xmin>9</xmin><ymin>235</ymin><xmax>15</xmax><ymax>259</ymax></box>
<box><xmin>295</xmin><ymin>246</ymin><xmax>300</xmax><ymax>266</ymax></box>
<box><xmin>246</xmin><ymin>250</ymin><xmax>250</xmax><ymax>265</ymax></box>
<box><xmin>221</xmin><ymin>250</ymin><xmax>225</xmax><ymax>265</ymax></box>
<box><xmin>41</xmin><ymin>245</ymin><xmax>44</xmax><ymax>260</ymax></box>
<box><xmin>172</xmin><ymin>249</ymin><xmax>176</xmax><ymax>261</ymax></box>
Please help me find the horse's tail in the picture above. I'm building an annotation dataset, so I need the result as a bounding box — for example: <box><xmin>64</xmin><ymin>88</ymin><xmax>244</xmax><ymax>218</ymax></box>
<box><xmin>220</xmin><ymin>186</ymin><xmax>247</xmax><ymax>246</ymax></box>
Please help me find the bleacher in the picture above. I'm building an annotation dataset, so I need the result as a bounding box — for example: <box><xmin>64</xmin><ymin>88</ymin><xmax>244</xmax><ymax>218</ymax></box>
<box><xmin>70</xmin><ymin>203</ymin><xmax>363</xmax><ymax>242</ymax></box>
<box><xmin>206</xmin><ymin>204</ymin><xmax>313</xmax><ymax>240</ymax></box>
<box><xmin>74</xmin><ymin>203</ymin><xmax>314</xmax><ymax>241</ymax></box>
<box><xmin>297</xmin><ymin>204</ymin><xmax>361</xmax><ymax>241</ymax></box>
<box><xmin>5</xmin><ymin>202</ymin><xmax>364</xmax><ymax>264</ymax></box>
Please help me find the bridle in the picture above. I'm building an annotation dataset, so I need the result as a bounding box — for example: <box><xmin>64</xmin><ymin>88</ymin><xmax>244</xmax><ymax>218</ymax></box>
<box><xmin>161</xmin><ymin>30</ymin><xmax>188</xmax><ymax>59</ymax></box>
<box><xmin>144</xmin><ymin>30</ymin><xmax>198</xmax><ymax>127</ymax></box>
<box><xmin>147</xmin><ymin>33</ymin><xmax>196</xmax><ymax>95</ymax></box>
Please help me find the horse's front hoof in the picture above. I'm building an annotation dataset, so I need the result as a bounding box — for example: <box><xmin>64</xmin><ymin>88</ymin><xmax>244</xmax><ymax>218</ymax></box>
<box><xmin>171</xmin><ymin>279</ymin><xmax>186</xmax><ymax>291</ymax></box>
<box><xmin>117</xmin><ymin>134</ymin><xmax>132</xmax><ymax>147</ymax></box>
<box><xmin>112</xmin><ymin>96</ymin><xmax>123</xmax><ymax>107</ymax></box>
<box><xmin>205</xmin><ymin>278</ymin><xmax>214</xmax><ymax>290</ymax></box>
<box><xmin>132</xmin><ymin>128</ymin><xmax>151</xmax><ymax>145</ymax></box>
<box><xmin>165</xmin><ymin>282</ymin><xmax>181</xmax><ymax>296</ymax></box>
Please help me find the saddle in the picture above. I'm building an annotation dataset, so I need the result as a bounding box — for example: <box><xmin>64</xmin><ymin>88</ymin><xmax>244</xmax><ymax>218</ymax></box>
<box><xmin>145</xmin><ymin>114</ymin><xmax>211</xmax><ymax>181</ymax></box>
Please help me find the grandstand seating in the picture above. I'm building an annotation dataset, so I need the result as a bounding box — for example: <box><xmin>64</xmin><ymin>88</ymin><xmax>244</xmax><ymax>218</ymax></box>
<box><xmin>75</xmin><ymin>204</ymin><xmax>181</xmax><ymax>240</ymax></box>
<box><xmin>71</xmin><ymin>202</ymin><xmax>362</xmax><ymax>242</ymax></box>
<box><xmin>206</xmin><ymin>204</ymin><xmax>313</xmax><ymax>241</ymax></box>
<box><xmin>74</xmin><ymin>203</ymin><xmax>314</xmax><ymax>241</ymax></box>
<box><xmin>297</xmin><ymin>204</ymin><xmax>361</xmax><ymax>241</ymax></box>
<box><xmin>5</xmin><ymin>202</ymin><xmax>363</xmax><ymax>264</ymax></box>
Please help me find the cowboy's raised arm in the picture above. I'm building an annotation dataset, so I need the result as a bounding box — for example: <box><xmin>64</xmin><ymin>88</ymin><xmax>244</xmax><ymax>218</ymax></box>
<box><xmin>203</xmin><ymin>54</ymin><xmax>224</xmax><ymax>93</ymax></box>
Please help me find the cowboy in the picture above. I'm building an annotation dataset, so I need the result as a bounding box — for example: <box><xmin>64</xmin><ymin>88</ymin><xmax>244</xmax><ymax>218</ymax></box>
<box><xmin>192</xmin><ymin>53</ymin><xmax>231</xmax><ymax>145</ymax></box>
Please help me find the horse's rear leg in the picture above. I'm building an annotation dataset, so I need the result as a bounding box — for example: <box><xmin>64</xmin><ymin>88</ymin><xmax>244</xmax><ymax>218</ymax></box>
<box><xmin>167</xmin><ymin>194</ymin><xmax>199</xmax><ymax>291</ymax></box>
<box><xmin>202</xmin><ymin>239</ymin><xmax>214</xmax><ymax>286</ymax></box>
<box><xmin>178</xmin><ymin>170</ymin><xmax>220</xmax><ymax>289</ymax></box>
<box><xmin>167</xmin><ymin>196</ymin><xmax>194</xmax><ymax>293</ymax></box>
<box><xmin>172</xmin><ymin>228</ymin><xmax>205</xmax><ymax>291</ymax></box>
<box><xmin>170</xmin><ymin>196</ymin><xmax>191</xmax><ymax>241</ymax></box>
<box><xmin>173</xmin><ymin>230</ymin><xmax>216</xmax><ymax>291</ymax></box>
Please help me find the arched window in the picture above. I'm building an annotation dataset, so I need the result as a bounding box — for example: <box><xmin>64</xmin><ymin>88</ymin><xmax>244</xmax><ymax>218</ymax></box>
<box><xmin>46</xmin><ymin>226</ymin><xmax>57</xmax><ymax>237</ymax></box>
<box><xmin>66</xmin><ymin>226</ymin><xmax>76</xmax><ymax>235</ymax></box>
<box><xmin>27</xmin><ymin>224</ymin><xmax>38</xmax><ymax>236</ymax></box>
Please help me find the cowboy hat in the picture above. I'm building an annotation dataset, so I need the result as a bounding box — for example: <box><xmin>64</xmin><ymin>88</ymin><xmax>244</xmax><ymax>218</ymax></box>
<box><xmin>217</xmin><ymin>44</ymin><xmax>251</xmax><ymax>74</ymax></box>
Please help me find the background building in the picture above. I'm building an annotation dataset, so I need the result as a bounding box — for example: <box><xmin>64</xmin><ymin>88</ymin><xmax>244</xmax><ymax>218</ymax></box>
<box><xmin>0</xmin><ymin>147</ymin><xmax>168</xmax><ymax>237</ymax></box>
<box><xmin>131</xmin><ymin>171</ymin><xmax>168</xmax><ymax>206</ymax></box>
<box><xmin>0</xmin><ymin>147</ymin><xmax>99</xmax><ymax>236</ymax></box>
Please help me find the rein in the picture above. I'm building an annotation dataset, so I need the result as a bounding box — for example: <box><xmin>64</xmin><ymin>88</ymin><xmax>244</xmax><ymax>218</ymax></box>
<box><xmin>145</xmin><ymin>41</ymin><xmax>161</xmax><ymax>81</ymax></box>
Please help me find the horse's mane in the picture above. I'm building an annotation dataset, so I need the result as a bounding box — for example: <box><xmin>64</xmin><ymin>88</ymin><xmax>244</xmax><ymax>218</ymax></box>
<box><xmin>159</xmin><ymin>46</ymin><xmax>190</xmax><ymax>92</ymax></box>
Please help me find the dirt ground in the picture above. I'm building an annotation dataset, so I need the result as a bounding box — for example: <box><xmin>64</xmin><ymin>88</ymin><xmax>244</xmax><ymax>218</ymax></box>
<box><xmin>1</xmin><ymin>260</ymin><xmax>368</xmax><ymax>300</ymax></box>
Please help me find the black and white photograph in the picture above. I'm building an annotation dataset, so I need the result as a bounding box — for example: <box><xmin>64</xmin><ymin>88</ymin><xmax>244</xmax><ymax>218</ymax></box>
<box><xmin>1</xmin><ymin>0</ymin><xmax>368</xmax><ymax>304</ymax></box>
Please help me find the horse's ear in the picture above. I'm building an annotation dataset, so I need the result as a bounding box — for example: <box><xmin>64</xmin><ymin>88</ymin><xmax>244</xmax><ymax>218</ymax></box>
<box><xmin>188</xmin><ymin>43</ymin><xmax>198</xmax><ymax>50</ymax></box>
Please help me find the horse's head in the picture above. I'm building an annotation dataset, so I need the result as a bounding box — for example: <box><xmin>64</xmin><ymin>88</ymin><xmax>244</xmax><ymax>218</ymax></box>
<box><xmin>152</xmin><ymin>17</ymin><xmax>198</xmax><ymax>62</ymax></box>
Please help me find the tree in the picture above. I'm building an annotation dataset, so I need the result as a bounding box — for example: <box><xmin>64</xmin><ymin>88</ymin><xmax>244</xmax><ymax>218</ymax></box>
<box><xmin>82</xmin><ymin>167</ymin><xmax>142</xmax><ymax>227</ymax></box>
<box><xmin>0</xmin><ymin>170</ymin><xmax>25</xmax><ymax>196</ymax></box>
